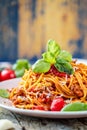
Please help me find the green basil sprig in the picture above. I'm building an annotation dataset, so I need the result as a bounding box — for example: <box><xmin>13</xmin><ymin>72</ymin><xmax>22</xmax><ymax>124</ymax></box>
<box><xmin>32</xmin><ymin>39</ymin><xmax>74</xmax><ymax>74</ymax></box>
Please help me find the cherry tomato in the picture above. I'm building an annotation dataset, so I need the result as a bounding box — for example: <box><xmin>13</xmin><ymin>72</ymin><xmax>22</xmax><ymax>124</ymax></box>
<box><xmin>50</xmin><ymin>97</ymin><xmax>65</xmax><ymax>111</ymax></box>
<box><xmin>0</xmin><ymin>68</ymin><xmax>16</xmax><ymax>81</ymax></box>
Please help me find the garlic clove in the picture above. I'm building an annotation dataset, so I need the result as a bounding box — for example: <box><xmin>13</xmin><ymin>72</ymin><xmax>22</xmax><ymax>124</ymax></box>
<box><xmin>0</xmin><ymin>119</ymin><xmax>15</xmax><ymax>130</ymax></box>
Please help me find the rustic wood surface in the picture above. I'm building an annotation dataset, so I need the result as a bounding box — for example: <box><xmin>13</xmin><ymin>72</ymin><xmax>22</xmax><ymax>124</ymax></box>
<box><xmin>0</xmin><ymin>108</ymin><xmax>87</xmax><ymax>130</ymax></box>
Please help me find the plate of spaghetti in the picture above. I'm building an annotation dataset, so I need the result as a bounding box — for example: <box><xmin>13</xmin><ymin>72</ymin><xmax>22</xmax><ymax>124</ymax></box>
<box><xmin>0</xmin><ymin>40</ymin><xmax>87</xmax><ymax>118</ymax></box>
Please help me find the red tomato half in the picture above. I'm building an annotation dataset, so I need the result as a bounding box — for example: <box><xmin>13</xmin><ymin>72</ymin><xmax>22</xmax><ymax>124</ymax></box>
<box><xmin>0</xmin><ymin>69</ymin><xmax>16</xmax><ymax>81</ymax></box>
<box><xmin>50</xmin><ymin>97</ymin><xmax>65</xmax><ymax>111</ymax></box>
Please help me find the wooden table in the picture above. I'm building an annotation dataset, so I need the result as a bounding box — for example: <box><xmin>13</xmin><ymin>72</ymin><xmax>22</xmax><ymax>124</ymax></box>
<box><xmin>0</xmin><ymin>108</ymin><xmax>87</xmax><ymax>130</ymax></box>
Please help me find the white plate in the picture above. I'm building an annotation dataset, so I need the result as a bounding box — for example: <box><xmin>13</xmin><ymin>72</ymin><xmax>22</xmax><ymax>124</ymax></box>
<box><xmin>73</xmin><ymin>58</ymin><xmax>87</xmax><ymax>64</ymax></box>
<box><xmin>0</xmin><ymin>59</ymin><xmax>87</xmax><ymax>118</ymax></box>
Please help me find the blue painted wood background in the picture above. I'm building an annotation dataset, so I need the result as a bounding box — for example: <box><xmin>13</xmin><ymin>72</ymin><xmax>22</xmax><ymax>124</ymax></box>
<box><xmin>0</xmin><ymin>0</ymin><xmax>18</xmax><ymax>62</ymax></box>
<box><xmin>0</xmin><ymin>0</ymin><xmax>87</xmax><ymax>64</ymax></box>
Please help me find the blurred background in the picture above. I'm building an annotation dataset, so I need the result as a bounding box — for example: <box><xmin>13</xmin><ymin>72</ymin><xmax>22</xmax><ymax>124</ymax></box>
<box><xmin>0</xmin><ymin>0</ymin><xmax>87</xmax><ymax>64</ymax></box>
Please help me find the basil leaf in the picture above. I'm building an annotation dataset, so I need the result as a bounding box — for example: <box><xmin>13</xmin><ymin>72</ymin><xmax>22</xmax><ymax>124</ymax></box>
<box><xmin>42</xmin><ymin>52</ymin><xmax>56</xmax><ymax>64</ymax></box>
<box><xmin>55</xmin><ymin>58</ymin><xmax>74</xmax><ymax>74</ymax></box>
<box><xmin>58</xmin><ymin>50</ymin><xmax>72</xmax><ymax>62</ymax></box>
<box><xmin>13</xmin><ymin>59</ymin><xmax>30</xmax><ymax>70</ymax></box>
<box><xmin>61</xmin><ymin>102</ymin><xmax>87</xmax><ymax>111</ymax></box>
<box><xmin>12</xmin><ymin>59</ymin><xmax>31</xmax><ymax>77</ymax></box>
<box><xmin>47</xmin><ymin>40</ymin><xmax>61</xmax><ymax>57</ymax></box>
<box><xmin>32</xmin><ymin>59</ymin><xmax>51</xmax><ymax>73</ymax></box>
<box><xmin>0</xmin><ymin>89</ymin><xmax>9</xmax><ymax>98</ymax></box>
<box><xmin>15</xmin><ymin>69</ymin><xmax>25</xmax><ymax>77</ymax></box>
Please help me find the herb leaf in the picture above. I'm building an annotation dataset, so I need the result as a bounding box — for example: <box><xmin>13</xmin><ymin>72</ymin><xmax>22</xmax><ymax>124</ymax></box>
<box><xmin>32</xmin><ymin>59</ymin><xmax>51</xmax><ymax>73</ymax></box>
<box><xmin>47</xmin><ymin>39</ymin><xmax>61</xmax><ymax>57</ymax></box>
<box><xmin>61</xmin><ymin>102</ymin><xmax>87</xmax><ymax>111</ymax></box>
<box><xmin>42</xmin><ymin>39</ymin><xmax>61</xmax><ymax>64</ymax></box>
<box><xmin>0</xmin><ymin>89</ymin><xmax>9</xmax><ymax>98</ymax></box>
<box><xmin>55</xmin><ymin>58</ymin><xmax>74</xmax><ymax>74</ymax></box>
<box><xmin>42</xmin><ymin>52</ymin><xmax>56</xmax><ymax>64</ymax></box>
<box><xmin>58</xmin><ymin>50</ymin><xmax>72</xmax><ymax>62</ymax></box>
<box><xmin>12</xmin><ymin>59</ymin><xmax>31</xmax><ymax>77</ymax></box>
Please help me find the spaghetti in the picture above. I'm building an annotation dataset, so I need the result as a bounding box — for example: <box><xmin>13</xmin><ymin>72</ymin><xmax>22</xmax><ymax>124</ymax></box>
<box><xmin>9</xmin><ymin>60</ymin><xmax>87</xmax><ymax>111</ymax></box>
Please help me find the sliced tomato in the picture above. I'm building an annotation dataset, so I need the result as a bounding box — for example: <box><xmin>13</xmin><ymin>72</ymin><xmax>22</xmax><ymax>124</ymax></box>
<box><xmin>50</xmin><ymin>97</ymin><xmax>65</xmax><ymax>111</ymax></box>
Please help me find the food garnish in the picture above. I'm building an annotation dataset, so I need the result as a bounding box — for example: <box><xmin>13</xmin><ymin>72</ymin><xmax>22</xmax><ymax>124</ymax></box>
<box><xmin>0</xmin><ymin>89</ymin><xmax>9</xmax><ymax>98</ymax></box>
<box><xmin>32</xmin><ymin>39</ymin><xmax>74</xmax><ymax>75</ymax></box>
<box><xmin>12</xmin><ymin>59</ymin><xmax>31</xmax><ymax>77</ymax></box>
<box><xmin>61</xmin><ymin>102</ymin><xmax>87</xmax><ymax>111</ymax></box>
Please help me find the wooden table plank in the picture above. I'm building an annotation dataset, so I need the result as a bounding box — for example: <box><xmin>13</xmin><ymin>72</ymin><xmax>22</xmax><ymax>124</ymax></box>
<box><xmin>1</xmin><ymin>108</ymin><xmax>87</xmax><ymax>130</ymax></box>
